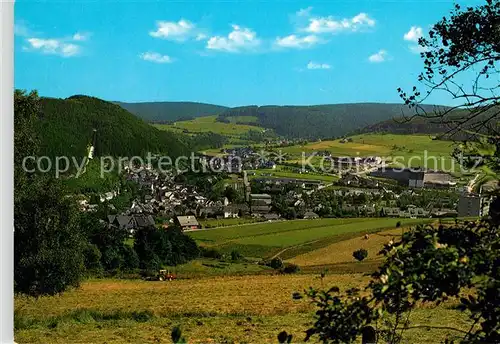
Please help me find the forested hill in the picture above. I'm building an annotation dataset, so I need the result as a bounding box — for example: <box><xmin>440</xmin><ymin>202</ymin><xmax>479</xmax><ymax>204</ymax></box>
<box><xmin>217</xmin><ymin>103</ymin><xmax>447</xmax><ymax>139</ymax></box>
<box><xmin>356</xmin><ymin>106</ymin><xmax>500</xmax><ymax>140</ymax></box>
<box><xmin>37</xmin><ymin>95</ymin><xmax>191</xmax><ymax>158</ymax></box>
<box><xmin>115</xmin><ymin>101</ymin><xmax>228</xmax><ymax>122</ymax></box>
<box><xmin>357</xmin><ymin>117</ymin><xmax>451</xmax><ymax>135</ymax></box>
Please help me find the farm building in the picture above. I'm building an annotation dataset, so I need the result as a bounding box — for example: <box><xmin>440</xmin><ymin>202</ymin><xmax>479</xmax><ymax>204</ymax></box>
<box><xmin>175</xmin><ymin>215</ymin><xmax>201</xmax><ymax>230</ymax></box>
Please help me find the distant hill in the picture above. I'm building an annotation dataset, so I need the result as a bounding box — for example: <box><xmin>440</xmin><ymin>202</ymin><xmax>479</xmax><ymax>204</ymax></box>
<box><xmin>218</xmin><ymin>103</ymin><xmax>448</xmax><ymax>139</ymax></box>
<box><xmin>113</xmin><ymin>100</ymin><xmax>456</xmax><ymax>140</ymax></box>
<box><xmin>37</xmin><ymin>95</ymin><xmax>191</xmax><ymax>159</ymax></box>
<box><xmin>357</xmin><ymin>106</ymin><xmax>500</xmax><ymax>141</ymax></box>
<box><xmin>358</xmin><ymin>117</ymin><xmax>451</xmax><ymax>135</ymax></box>
<box><xmin>115</xmin><ymin>101</ymin><xmax>228</xmax><ymax>122</ymax></box>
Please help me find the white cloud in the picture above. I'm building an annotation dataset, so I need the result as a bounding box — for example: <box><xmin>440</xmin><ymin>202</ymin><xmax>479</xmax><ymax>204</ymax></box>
<box><xmin>404</xmin><ymin>26</ymin><xmax>428</xmax><ymax>54</ymax></box>
<box><xmin>18</xmin><ymin>22</ymin><xmax>87</xmax><ymax>57</ymax></box>
<box><xmin>275</xmin><ymin>34</ymin><xmax>321</xmax><ymax>49</ymax></box>
<box><xmin>305</xmin><ymin>12</ymin><xmax>375</xmax><ymax>34</ymax></box>
<box><xmin>72</xmin><ymin>32</ymin><xmax>90</xmax><ymax>41</ymax></box>
<box><xmin>195</xmin><ymin>33</ymin><xmax>208</xmax><ymax>41</ymax></box>
<box><xmin>296</xmin><ymin>6</ymin><xmax>313</xmax><ymax>17</ymax></box>
<box><xmin>26</xmin><ymin>38</ymin><xmax>81</xmax><ymax>57</ymax></box>
<box><xmin>307</xmin><ymin>61</ymin><xmax>331</xmax><ymax>70</ymax></box>
<box><xmin>368</xmin><ymin>50</ymin><xmax>388</xmax><ymax>63</ymax></box>
<box><xmin>150</xmin><ymin>19</ymin><xmax>195</xmax><ymax>41</ymax></box>
<box><xmin>140</xmin><ymin>52</ymin><xmax>173</xmax><ymax>63</ymax></box>
<box><xmin>403</xmin><ymin>26</ymin><xmax>423</xmax><ymax>42</ymax></box>
<box><xmin>60</xmin><ymin>43</ymin><xmax>80</xmax><ymax>56</ymax></box>
<box><xmin>206</xmin><ymin>25</ymin><xmax>260</xmax><ymax>52</ymax></box>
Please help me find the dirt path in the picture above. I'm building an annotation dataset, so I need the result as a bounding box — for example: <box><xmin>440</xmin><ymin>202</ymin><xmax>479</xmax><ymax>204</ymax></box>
<box><xmin>269</xmin><ymin>239</ymin><xmax>322</xmax><ymax>260</ymax></box>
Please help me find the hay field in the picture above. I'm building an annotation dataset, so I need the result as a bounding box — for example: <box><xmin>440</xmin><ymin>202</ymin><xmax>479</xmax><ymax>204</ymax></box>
<box><xmin>288</xmin><ymin>227</ymin><xmax>404</xmax><ymax>267</ymax></box>
<box><xmin>15</xmin><ymin>273</ymin><xmax>470</xmax><ymax>343</ymax></box>
<box><xmin>16</xmin><ymin>223</ymin><xmax>471</xmax><ymax>343</ymax></box>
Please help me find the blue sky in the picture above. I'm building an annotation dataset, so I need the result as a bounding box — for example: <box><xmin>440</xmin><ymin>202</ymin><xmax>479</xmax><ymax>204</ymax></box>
<box><xmin>14</xmin><ymin>0</ymin><xmax>483</xmax><ymax>107</ymax></box>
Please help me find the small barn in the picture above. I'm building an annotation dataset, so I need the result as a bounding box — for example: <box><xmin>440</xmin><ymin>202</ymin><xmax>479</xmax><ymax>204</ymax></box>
<box><xmin>175</xmin><ymin>215</ymin><xmax>201</xmax><ymax>230</ymax></box>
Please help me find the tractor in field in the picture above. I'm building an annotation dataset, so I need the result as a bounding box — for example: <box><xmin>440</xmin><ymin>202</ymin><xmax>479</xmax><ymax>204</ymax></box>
<box><xmin>144</xmin><ymin>269</ymin><xmax>177</xmax><ymax>281</ymax></box>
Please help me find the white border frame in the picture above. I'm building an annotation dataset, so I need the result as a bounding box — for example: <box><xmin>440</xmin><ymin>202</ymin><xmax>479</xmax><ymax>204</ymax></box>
<box><xmin>1</xmin><ymin>1</ymin><xmax>15</xmax><ymax>343</ymax></box>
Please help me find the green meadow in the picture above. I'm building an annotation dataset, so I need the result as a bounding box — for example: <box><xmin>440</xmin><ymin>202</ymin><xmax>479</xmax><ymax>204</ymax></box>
<box><xmin>189</xmin><ymin>217</ymin><xmax>432</xmax><ymax>259</ymax></box>
<box><xmin>153</xmin><ymin>115</ymin><xmax>262</xmax><ymax>137</ymax></box>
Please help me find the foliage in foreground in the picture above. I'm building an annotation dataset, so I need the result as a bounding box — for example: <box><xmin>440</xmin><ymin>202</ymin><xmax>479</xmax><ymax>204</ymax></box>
<box><xmin>289</xmin><ymin>220</ymin><xmax>499</xmax><ymax>343</ymax></box>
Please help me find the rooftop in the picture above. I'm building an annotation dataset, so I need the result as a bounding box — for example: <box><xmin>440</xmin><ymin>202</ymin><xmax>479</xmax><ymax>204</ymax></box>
<box><xmin>176</xmin><ymin>215</ymin><xmax>200</xmax><ymax>227</ymax></box>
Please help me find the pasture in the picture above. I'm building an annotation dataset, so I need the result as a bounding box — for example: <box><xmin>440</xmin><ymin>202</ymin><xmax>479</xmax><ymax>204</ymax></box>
<box><xmin>189</xmin><ymin>218</ymin><xmax>432</xmax><ymax>259</ymax></box>
<box><xmin>153</xmin><ymin>115</ymin><xmax>263</xmax><ymax>137</ymax></box>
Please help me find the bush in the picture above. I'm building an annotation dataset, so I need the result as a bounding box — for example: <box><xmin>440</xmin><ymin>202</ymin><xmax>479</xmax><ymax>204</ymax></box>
<box><xmin>269</xmin><ymin>257</ymin><xmax>284</xmax><ymax>269</ymax></box>
<box><xmin>352</xmin><ymin>248</ymin><xmax>368</xmax><ymax>262</ymax></box>
<box><xmin>83</xmin><ymin>243</ymin><xmax>103</xmax><ymax>273</ymax></box>
<box><xmin>199</xmin><ymin>247</ymin><xmax>222</xmax><ymax>259</ymax></box>
<box><xmin>281</xmin><ymin>263</ymin><xmax>300</xmax><ymax>274</ymax></box>
<box><xmin>230</xmin><ymin>250</ymin><xmax>243</xmax><ymax>261</ymax></box>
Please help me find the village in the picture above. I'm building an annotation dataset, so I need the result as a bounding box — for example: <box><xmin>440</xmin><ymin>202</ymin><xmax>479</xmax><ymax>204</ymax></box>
<box><xmin>73</xmin><ymin>145</ymin><xmax>493</xmax><ymax>236</ymax></box>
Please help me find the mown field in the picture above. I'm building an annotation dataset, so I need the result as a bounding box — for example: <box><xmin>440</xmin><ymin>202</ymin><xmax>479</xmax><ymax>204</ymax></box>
<box><xmin>288</xmin><ymin>227</ymin><xmax>406</xmax><ymax>267</ymax></box>
<box><xmin>15</xmin><ymin>225</ymin><xmax>471</xmax><ymax>343</ymax></box>
<box><xmin>189</xmin><ymin>217</ymin><xmax>432</xmax><ymax>259</ymax></box>
<box><xmin>280</xmin><ymin>134</ymin><xmax>457</xmax><ymax>172</ymax></box>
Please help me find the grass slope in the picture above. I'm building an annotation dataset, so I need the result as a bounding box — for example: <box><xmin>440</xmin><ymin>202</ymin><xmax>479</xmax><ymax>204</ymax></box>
<box><xmin>289</xmin><ymin>228</ymin><xmax>404</xmax><ymax>267</ymax></box>
<box><xmin>189</xmin><ymin>218</ymin><xmax>431</xmax><ymax>259</ymax></box>
<box><xmin>154</xmin><ymin>115</ymin><xmax>264</xmax><ymax>139</ymax></box>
